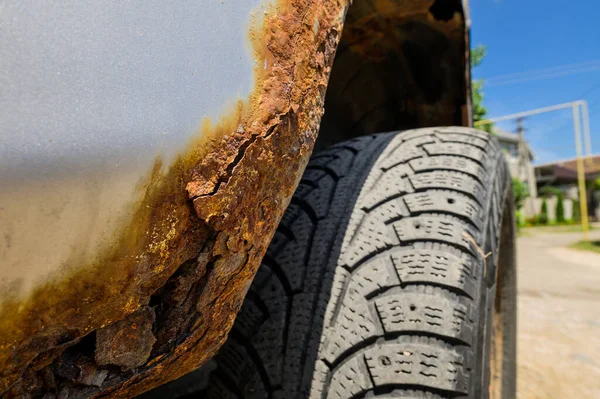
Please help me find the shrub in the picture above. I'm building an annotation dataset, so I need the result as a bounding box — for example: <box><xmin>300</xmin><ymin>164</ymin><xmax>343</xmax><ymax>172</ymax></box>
<box><xmin>512</xmin><ymin>178</ymin><xmax>529</xmax><ymax>209</ymax></box>
<box><xmin>539</xmin><ymin>199</ymin><xmax>549</xmax><ymax>225</ymax></box>
<box><xmin>524</xmin><ymin>216</ymin><xmax>537</xmax><ymax>227</ymax></box>
<box><xmin>515</xmin><ymin>209</ymin><xmax>524</xmax><ymax>228</ymax></box>
<box><xmin>573</xmin><ymin>199</ymin><xmax>581</xmax><ymax>222</ymax></box>
<box><xmin>539</xmin><ymin>185</ymin><xmax>561</xmax><ymax>198</ymax></box>
<box><xmin>556</xmin><ymin>192</ymin><xmax>565</xmax><ymax>223</ymax></box>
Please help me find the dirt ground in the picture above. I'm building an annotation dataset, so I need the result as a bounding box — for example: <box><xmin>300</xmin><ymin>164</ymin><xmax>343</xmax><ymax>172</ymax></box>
<box><xmin>517</xmin><ymin>228</ymin><xmax>600</xmax><ymax>398</ymax></box>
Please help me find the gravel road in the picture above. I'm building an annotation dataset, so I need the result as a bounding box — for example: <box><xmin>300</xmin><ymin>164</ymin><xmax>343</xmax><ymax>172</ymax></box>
<box><xmin>517</xmin><ymin>228</ymin><xmax>600</xmax><ymax>398</ymax></box>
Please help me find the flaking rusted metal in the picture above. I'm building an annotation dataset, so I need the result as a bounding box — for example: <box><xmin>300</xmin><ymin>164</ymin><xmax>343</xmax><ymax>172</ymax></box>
<box><xmin>0</xmin><ymin>0</ymin><xmax>350</xmax><ymax>397</ymax></box>
<box><xmin>1</xmin><ymin>0</ymin><xmax>472</xmax><ymax>396</ymax></box>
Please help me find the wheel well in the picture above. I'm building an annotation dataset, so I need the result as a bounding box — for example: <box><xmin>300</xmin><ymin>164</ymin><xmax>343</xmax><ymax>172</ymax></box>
<box><xmin>315</xmin><ymin>0</ymin><xmax>471</xmax><ymax>151</ymax></box>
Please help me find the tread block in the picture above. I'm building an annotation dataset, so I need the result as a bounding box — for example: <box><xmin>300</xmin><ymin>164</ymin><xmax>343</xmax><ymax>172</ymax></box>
<box><xmin>403</xmin><ymin>190</ymin><xmax>483</xmax><ymax>230</ymax></box>
<box><xmin>293</xmin><ymin>181</ymin><xmax>317</xmax><ymax>200</ymax></box>
<box><xmin>308</xmin><ymin>360</ymin><xmax>330</xmax><ymax>399</ymax></box>
<box><xmin>251</xmin><ymin>316</ymin><xmax>286</xmax><ymax>386</ymax></box>
<box><xmin>330</xmin><ymin>135</ymin><xmax>377</xmax><ymax>153</ymax></box>
<box><xmin>370</xmin><ymin>390</ymin><xmax>446</xmax><ymax>399</ymax></box>
<box><xmin>374</xmin><ymin>286</ymin><xmax>475</xmax><ymax>345</ymax></box>
<box><xmin>301</xmin><ymin>167</ymin><xmax>335</xmax><ymax>184</ymax></box>
<box><xmin>243</xmin><ymin>372</ymin><xmax>268</xmax><ymax>398</ymax></box>
<box><xmin>364</xmin><ymin>340</ymin><xmax>470</xmax><ymax>394</ymax></box>
<box><xmin>323</xmin><ymin>151</ymin><xmax>357</xmax><ymax>176</ymax></box>
<box><xmin>379</xmin><ymin>145</ymin><xmax>426</xmax><ymax>171</ymax></box>
<box><xmin>361</xmin><ymin>165</ymin><xmax>411</xmax><ymax>210</ymax></box>
<box><xmin>268</xmin><ymin>229</ymin><xmax>293</xmax><ymax>254</ymax></box>
<box><xmin>322</xmin><ymin>257</ymin><xmax>398</xmax><ymax>363</ymax></box>
<box><xmin>345</xmin><ymin>256</ymin><xmax>400</xmax><ymax>301</ymax></box>
<box><xmin>393</xmin><ymin>129</ymin><xmax>438</xmax><ymax>141</ymax></box>
<box><xmin>216</xmin><ymin>340</ymin><xmax>255</xmax><ymax>387</ymax></box>
<box><xmin>233</xmin><ymin>295</ymin><xmax>268</xmax><ymax>339</ymax></box>
<box><xmin>340</xmin><ymin>201</ymin><xmax>403</xmax><ymax>269</ymax></box>
<box><xmin>282</xmin><ymin>293</ymin><xmax>314</xmax><ymax>393</ymax></box>
<box><xmin>205</xmin><ymin>375</ymin><xmax>240</xmax><ymax>399</ymax></box>
<box><xmin>401</xmin><ymin>134</ymin><xmax>437</xmax><ymax>147</ymax></box>
<box><xmin>326</xmin><ymin>355</ymin><xmax>373</xmax><ymax>399</ymax></box>
<box><xmin>267</xmin><ymin>212</ymin><xmax>313</xmax><ymax>291</ymax></box>
<box><xmin>423</xmin><ymin>143</ymin><xmax>487</xmax><ymax>164</ymax></box>
<box><xmin>303</xmin><ymin>174</ymin><xmax>337</xmax><ymax>219</ymax></box>
<box><xmin>392</xmin><ymin>216</ymin><xmax>480</xmax><ymax>257</ymax></box>
<box><xmin>322</xmin><ymin>268</ymin><xmax>350</xmax><ymax>328</ymax></box>
<box><xmin>409</xmin><ymin>156</ymin><xmax>485</xmax><ymax>181</ymax></box>
<box><xmin>435</xmin><ymin>132</ymin><xmax>489</xmax><ymax>149</ymax></box>
<box><xmin>321</xmin><ymin>302</ymin><xmax>378</xmax><ymax>364</ymax></box>
<box><xmin>390</xmin><ymin>247</ymin><xmax>478</xmax><ymax>299</ymax></box>
<box><xmin>378</xmin><ymin>134</ymin><xmax>405</xmax><ymax>161</ymax></box>
<box><xmin>409</xmin><ymin>171</ymin><xmax>485</xmax><ymax>205</ymax></box>
<box><xmin>432</xmin><ymin>126</ymin><xmax>490</xmax><ymax>139</ymax></box>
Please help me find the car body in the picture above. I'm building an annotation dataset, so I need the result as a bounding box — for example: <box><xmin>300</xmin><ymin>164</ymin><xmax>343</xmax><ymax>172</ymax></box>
<box><xmin>0</xmin><ymin>0</ymin><xmax>471</xmax><ymax>396</ymax></box>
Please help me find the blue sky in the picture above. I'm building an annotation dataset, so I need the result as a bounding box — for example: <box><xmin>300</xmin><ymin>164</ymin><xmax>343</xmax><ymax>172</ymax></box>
<box><xmin>470</xmin><ymin>0</ymin><xmax>600</xmax><ymax>164</ymax></box>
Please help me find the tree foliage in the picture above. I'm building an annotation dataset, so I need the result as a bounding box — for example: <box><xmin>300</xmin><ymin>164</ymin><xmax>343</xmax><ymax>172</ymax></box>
<box><xmin>471</xmin><ymin>45</ymin><xmax>493</xmax><ymax>133</ymax></box>
<box><xmin>573</xmin><ymin>199</ymin><xmax>581</xmax><ymax>222</ymax></box>
<box><xmin>539</xmin><ymin>198</ymin><xmax>549</xmax><ymax>225</ymax></box>
<box><xmin>512</xmin><ymin>178</ymin><xmax>529</xmax><ymax>209</ymax></box>
<box><xmin>556</xmin><ymin>192</ymin><xmax>565</xmax><ymax>223</ymax></box>
<box><xmin>539</xmin><ymin>185</ymin><xmax>561</xmax><ymax>198</ymax></box>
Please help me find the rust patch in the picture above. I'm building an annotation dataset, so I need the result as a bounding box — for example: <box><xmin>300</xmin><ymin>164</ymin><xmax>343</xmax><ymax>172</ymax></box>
<box><xmin>341</xmin><ymin>0</ymin><xmax>464</xmax><ymax>61</ymax></box>
<box><xmin>0</xmin><ymin>0</ymin><xmax>350</xmax><ymax>397</ymax></box>
<box><xmin>95</xmin><ymin>306</ymin><xmax>157</xmax><ymax>370</ymax></box>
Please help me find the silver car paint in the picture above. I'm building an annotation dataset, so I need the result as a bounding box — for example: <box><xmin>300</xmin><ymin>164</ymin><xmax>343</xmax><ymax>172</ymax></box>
<box><xmin>0</xmin><ymin>0</ymin><xmax>260</xmax><ymax>299</ymax></box>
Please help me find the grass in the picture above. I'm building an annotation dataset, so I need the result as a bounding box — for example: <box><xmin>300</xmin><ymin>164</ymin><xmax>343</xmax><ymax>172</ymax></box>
<box><xmin>569</xmin><ymin>240</ymin><xmax>600</xmax><ymax>254</ymax></box>
<box><xmin>520</xmin><ymin>224</ymin><xmax>595</xmax><ymax>234</ymax></box>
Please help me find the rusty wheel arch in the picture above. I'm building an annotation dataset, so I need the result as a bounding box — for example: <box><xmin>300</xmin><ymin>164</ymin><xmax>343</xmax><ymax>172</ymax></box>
<box><xmin>0</xmin><ymin>0</ymin><xmax>470</xmax><ymax>397</ymax></box>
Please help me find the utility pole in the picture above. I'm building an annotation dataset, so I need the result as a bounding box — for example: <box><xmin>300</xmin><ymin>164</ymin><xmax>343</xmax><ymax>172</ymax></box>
<box><xmin>516</xmin><ymin>117</ymin><xmax>526</xmax><ymax>181</ymax></box>
<box><xmin>516</xmin><ymin>117</ymin><xmax>537</xmax><ymax>217</ymax></box>
<box><xmin>573</xmin><ymin>105</ymin><xmax>590</xmax><ymax>241</ymax></box>
<box><xmin>475</xmin><ymin>100</ymin><xmax>591</xmax><ymax>241</ymax></box>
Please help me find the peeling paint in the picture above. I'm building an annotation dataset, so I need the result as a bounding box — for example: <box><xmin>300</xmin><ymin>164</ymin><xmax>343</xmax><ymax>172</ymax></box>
<box><xmin>0</xmin><ymin>0</ymin><xmax>350</xmax><ymax>396</ymax></box>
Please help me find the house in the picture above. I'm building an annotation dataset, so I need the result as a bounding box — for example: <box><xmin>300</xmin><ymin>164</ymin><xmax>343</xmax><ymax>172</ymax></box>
<box><xmin>535</xmin><ymin>155</ymin><xmax>600</xmax><ymax>191</ymax></box>
<box><xmin>535</xmin><ymin>155</ymin><xmax>600</xmax><ymax>220</ymax></box>
<box><xmin>494</xmin><ymin>127</ymin><xmax>537</xmax><ymax>197</ymax></box>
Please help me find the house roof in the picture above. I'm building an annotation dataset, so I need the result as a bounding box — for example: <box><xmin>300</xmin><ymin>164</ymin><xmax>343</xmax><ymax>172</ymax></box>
<box><xmin>535</xmin><ymin>154</ymin><xmax>600</xmax><ymax>181</ymax></box>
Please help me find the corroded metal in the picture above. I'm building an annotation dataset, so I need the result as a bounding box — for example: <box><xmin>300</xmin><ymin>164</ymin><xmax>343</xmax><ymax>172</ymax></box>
<box><xmin>1</xmin><ymin>0</ymin><xmax>472</xmax><ymax>397</ymax></box>
<box><xmin>0</xmin><ymin>0</ymin><xmax>350</xmax><ymax>397</ymax></box>
<box><xmin>316</xmin><ymin>0</ymin><xmax>471</xmax><ymax>150</ymax></box>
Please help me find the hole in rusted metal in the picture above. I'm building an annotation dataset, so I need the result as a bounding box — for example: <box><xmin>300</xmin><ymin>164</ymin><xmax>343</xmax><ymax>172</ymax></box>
<box><xmin>429</xmin><ymin>0</ymin><xmax>461</xmax><ymax>21</ymax></box>
<box><xmin>316</xmin><ymin>0</ymin><xmax>468</xmax><ymax>151</ymax></box>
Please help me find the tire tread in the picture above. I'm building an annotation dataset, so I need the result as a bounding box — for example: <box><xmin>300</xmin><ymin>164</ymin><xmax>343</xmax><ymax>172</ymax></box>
<box><xmin>204</xmin><ymin>128</ymin><xmax>510</xmax><ymax>399</ymax></box>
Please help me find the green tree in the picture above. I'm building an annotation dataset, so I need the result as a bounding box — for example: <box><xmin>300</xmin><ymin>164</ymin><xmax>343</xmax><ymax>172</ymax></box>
<box><xmin>539</xmin><ymin>185</ymin><xmax>561</xmax><ymax>198</ymax></box>
<box><xmin>512</xmin><ymin>178</ymin><xmax>529</xmax><ymax>209</ymax></box>
<box><xmin>556</xmin><ymin>192</ymin><xmax>565</xmax><ymax>223</ymax></box>
<box><xmin>573</xmin><ymin>199</ymin><xmax>581</xmax><ymax>222</ymax></box>
<box><xmin>539</xmin><ymin>199</ymin><xmax>549</xmax><ymax>225</ymax></box>
<box><xmin>471</xmin><ymin>45</ymin><xmax>493</xmax><ymax>133</ymax></box>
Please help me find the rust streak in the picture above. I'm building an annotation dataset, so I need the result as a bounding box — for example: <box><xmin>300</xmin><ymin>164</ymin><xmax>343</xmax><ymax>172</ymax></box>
<box><xmin>0</xmin><ymin>0</ymin><xmax>350</xmax><ymax>397</ymax></box>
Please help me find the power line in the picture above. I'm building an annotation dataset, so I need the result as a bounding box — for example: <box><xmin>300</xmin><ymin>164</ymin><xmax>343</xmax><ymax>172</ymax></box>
<box><xmin>537</xmin><ymin>98</ymin><xmax>600</xmax><ymax>138</ymax></box>
<box><xmin>479</xmin><ymin>102</ymin><xmax>592</xmax><ymax>239</ymax></box>
<box><xmin>475</xmin><ymin>101</ymin><xmax>578</xmax><ymax>125</ymax></box>
<box><xmin>486</xmin><ymin>65</ymin><xmax>600</xmax><ymax>87</ymax></box>
<box><xmin>483</xmin><ymin>59</ymin><xmax>600</xmax><ymax>83</ymax></box>
<box><xmin>518</xmin><ymin>80</ymin><xmax>600</xmax><ymax>137</ymax></box>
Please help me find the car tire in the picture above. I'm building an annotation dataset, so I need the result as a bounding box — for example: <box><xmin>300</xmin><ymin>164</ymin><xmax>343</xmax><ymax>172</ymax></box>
<box><xmin>158</xmin><ymin>127</ymin><xmax>517</xmax><ymax>399</ymax></box>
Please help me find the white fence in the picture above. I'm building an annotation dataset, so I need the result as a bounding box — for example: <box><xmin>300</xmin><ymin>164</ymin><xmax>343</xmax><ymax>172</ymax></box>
<box><xmin>522</xmin><ymin>196</ymin><xmax>574</xmax><ymax>222</ymax></box>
